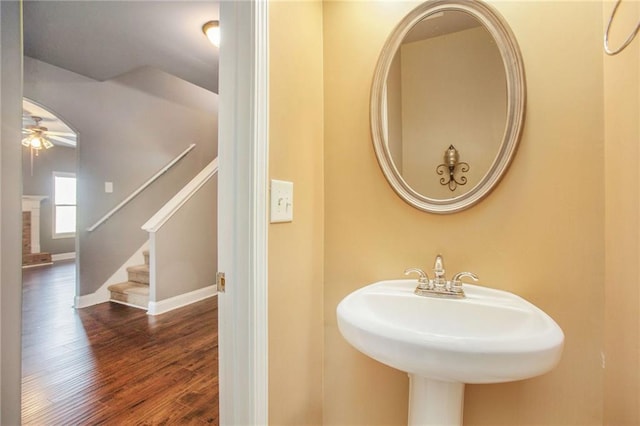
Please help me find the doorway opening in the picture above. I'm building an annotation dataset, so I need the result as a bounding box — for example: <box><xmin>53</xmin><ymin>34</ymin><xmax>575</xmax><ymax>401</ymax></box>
<box><xmin>21</xmin><ymin>98</ymin><xmax>78</xmax><ymax>273</ymax></box>
<box><xmin>20</xmin><ymin>0</ymin><xmax>221</xmax><ymax>423</ymax></box>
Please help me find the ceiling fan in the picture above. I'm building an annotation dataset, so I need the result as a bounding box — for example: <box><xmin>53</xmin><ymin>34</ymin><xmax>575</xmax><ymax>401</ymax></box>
<box><xmin>22</xmin><ymin>115</ymin><xmax>76</xmax><ymax>150</ymax></box>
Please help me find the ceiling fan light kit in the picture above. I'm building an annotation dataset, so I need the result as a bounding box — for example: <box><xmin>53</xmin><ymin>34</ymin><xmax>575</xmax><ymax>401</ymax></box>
<box><xmin>22</xmin><ymin>134</ymin><xmax>54</xmax><ymax>151</ymax></box>
<box><xmin>22</xmin><ymin>116</ymin><xmax>55</xmax><ymax>155</ymax></box>
<box><xmin>22</xmin><ymin>115</ymin><xmax>58</xmax><ymax>176</ymax></box>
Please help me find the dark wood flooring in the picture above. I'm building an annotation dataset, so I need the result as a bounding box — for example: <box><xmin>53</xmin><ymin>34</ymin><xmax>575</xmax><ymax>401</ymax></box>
<box><xmin>21</xmin><ymin>260</ymin><xmax>218</xmax><ymax>425</ymax></box>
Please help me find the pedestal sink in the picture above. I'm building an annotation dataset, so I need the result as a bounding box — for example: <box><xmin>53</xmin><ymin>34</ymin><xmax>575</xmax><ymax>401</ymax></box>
<box><xmin>337</xmin><ymin>280</ymin><xmax>564</xmax><ymax>426</ymax></box>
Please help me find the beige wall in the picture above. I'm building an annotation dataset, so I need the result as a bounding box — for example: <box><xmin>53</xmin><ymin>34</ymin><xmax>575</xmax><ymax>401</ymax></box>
<box><xmin>603</xmin><ymin>0</ymin><xmax>640</xmax><ymax>424</ymax></box>
<box><xmin>323</xmin><ymin>1</ymin><xmax>604</xmax><ymax>425</ymax></box>
<box><xmin>153</xmin><ymin>174</ymin><xmax>217</xmax><ymax>302</ymax></box>
<box><xmin>268</xmin><ymin>1</ymin><xmax>325</xmax><ymax>425</ymax></box>
<box><xmin>387</xmin><ymin>51</ymin><xmax>403</xmax><ymax>173</ymax></box>
<box><xmin>401</xmin><ymin>26</ymin><xmax>506</xmax><ymax>197</ymax></box>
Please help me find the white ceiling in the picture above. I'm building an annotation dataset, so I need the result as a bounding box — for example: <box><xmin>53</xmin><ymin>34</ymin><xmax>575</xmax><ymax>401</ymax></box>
<box><xmin>23</xmin><ymin>1</ymin><xmax>220</xmax><ymax>93</ymax></box>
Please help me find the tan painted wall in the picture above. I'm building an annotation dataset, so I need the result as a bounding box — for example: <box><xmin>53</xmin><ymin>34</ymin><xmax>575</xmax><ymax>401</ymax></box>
<box><xmin>268</xmin><ymin>1</ymin><xmax>325</xmax><ymax>425</ymax></box>
<box><xmin>387</xmin><ymin>51</ymin><xmax>404</xmax><ymax>173</ymax></box>
<box><xmin>603</xmin><ymin>0</ymin><xmax>640</xmax><ymax>424</ymax></box>
<box><xmin>401</xmin><ymin>26</ymin><xmax>506</xmax><ymax>197</ymax></box>
<box><xmin>323</xmin><ymin>1</ymin><xmax>604</xmax><ymax>425</ymax></box>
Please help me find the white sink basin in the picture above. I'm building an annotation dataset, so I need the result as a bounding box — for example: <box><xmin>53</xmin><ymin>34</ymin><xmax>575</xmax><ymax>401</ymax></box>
<box><xmin>337</xmin><ymin>279</ymin><xmax>564</xmax><ymax>383</ymax></box>
<box><xmin>337</xmin><ymin>279</ymin><xmax>564</xmax><ymax>425</ymax></box>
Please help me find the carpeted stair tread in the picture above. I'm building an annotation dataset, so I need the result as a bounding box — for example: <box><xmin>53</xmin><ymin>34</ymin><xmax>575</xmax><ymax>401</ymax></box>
<box><xmin>108</xmin><ymin>251</ymin><xmax>150</xmax><ymax>309</ymax></box>
<box><xmin>108</xmin><ymin>281</ymin><xmax>149</xmax><ymax>295</ymax></box>
<box><xmin>127</xmin><ymin>264</ymin><xmax>149</xmax><ymax>273</ymax></box>
<box><xmin>126</xmin><ymin>264</ymin><xmax>149</xmax><ymax>284</ymax></box>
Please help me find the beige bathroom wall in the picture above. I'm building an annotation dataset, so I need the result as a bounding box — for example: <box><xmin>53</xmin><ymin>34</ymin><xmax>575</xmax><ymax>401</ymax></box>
<box><xmin>401</xmin><ymin>26</ymin><xmax>506</xmax><ymax>197</ymax></box>
<box><xmin>387</xmin><ymin>52</ymin><xmax>404</xmax><ymax>173</ymax></box>
<box><xmin>323</xmin><ymin>1</ymin><xmax>604</xmax><ymax>425</ymax></box>
<box><xmin>603</xmin><ymin>0</ymin><xmax>640</xmax><ymax>424</ymax></box>
<box><xmin>268</xmin><ymin>1</ymin><xmax>325</xmax><ymax>425</ymax></box>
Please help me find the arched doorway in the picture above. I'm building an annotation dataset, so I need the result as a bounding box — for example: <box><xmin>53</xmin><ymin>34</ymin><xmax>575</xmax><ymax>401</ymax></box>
<box><xmin>21</xmin><ymin>98</ymin><xmax>78</xmax><ymax>280</ymax></box>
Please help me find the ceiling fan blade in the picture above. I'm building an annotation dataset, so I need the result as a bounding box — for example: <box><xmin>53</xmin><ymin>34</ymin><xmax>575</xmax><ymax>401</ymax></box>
<box><xmin>48</xmin><ymin>134</ymin><xmax>76</xmax><ymax>147</ymax></box>
<box><xmin>45</xmin><ymin>130</ymin><xmax>76</xmax><ymax>137</ymax></box>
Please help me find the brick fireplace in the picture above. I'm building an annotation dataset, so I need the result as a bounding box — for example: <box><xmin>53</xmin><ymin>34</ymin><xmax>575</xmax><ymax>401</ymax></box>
<box><xmin>22</xmin><ymin>196</ymin><xmax>52</xmax><ymax>267</ymax></box>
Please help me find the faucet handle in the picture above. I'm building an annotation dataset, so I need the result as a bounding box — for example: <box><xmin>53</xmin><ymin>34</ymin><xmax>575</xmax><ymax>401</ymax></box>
<box><xmin>450</xmin><ymin>272</ymin><xmax>478</xmax><ymax>294</ymax></box>
<box><xmin>404</xmin><ymin>268</ymin><xmax>429</xmax><ymax>287</ymax></box>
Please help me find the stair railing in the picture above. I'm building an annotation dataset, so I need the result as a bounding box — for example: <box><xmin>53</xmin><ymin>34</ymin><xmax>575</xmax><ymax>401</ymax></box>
<box><xmin>141</xmin><ymin>157</ymin><xmax>218</xmax><ymax>233</ymax></box>
<box><xmin>87</xmin><ymin>143</ymin><xmax>196</xmax><ymax>232</ymax></box>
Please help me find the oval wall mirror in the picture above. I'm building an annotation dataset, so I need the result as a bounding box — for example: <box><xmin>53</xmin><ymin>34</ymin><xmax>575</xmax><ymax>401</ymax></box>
<box><xmin>371</xmin><ymin>0</ymin><xmax>526</xmax><ymax>214</ymax></box>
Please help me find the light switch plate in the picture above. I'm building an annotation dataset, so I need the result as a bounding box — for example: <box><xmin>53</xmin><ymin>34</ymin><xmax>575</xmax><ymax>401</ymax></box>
<box><xmin>270</xmin><ymin>179</ymin><xmax>293</xmax><ymax>223</ymax></box>
<box><xmin>105</xmin><ymin>182</ymin><xmax>113</xmax><ymax>193</ymax></box>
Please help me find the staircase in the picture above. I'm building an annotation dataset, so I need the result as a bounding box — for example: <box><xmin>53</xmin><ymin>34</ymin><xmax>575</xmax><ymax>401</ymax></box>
<box><xmin>107</xmin><ymin>250</ymin><xmax>150</xmax><ymax>309</ymax></box>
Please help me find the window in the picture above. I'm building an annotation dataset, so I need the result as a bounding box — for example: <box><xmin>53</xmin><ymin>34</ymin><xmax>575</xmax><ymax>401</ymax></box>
<box><xmin>53</xmin><ymin>172</ymin><xmax>76</xmax><ymax>238</ymax></box>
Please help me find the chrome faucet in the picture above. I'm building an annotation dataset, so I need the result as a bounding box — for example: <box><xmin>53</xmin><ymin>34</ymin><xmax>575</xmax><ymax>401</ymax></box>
<box><xmin>404</xmin><ymin>254</ymin><xmax>478</xmax><ymax>299</ymax></box>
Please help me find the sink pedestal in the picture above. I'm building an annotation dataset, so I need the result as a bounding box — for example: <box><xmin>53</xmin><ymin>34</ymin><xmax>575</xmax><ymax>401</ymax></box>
<box><xmin>337</xmin><ymin>280</ymin><xmax>564</xmax><ymax>426</ymax></box>
<box><xmin>408</xmin><ymin>375</ymin><xmax>464</xmax><ymax>426</ymax></box>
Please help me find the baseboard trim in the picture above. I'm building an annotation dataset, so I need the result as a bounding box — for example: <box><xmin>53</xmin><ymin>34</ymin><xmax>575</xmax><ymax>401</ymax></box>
<box><xmin>109</xmin><ymin>299</ymin><xmax>148</xmax><ymax>311</ymax></box>
<box><xmin>52</xmin><ymin>252</ymin><xmax>76</xmax><ymax>262</ymax></box>
<box><xmin>147</xmin><ymin>285</ymin><xmax>217</xmax><ymax>316</ymax></box>
<box><xmin>74</xmin><ymin>287</ymin><xmax>110</xmax><ymax>309</ymax></box>
<box><xmin>22</xmin><ymin>262</ymin><xmax>53</xmax><ymax>269</ymax></box>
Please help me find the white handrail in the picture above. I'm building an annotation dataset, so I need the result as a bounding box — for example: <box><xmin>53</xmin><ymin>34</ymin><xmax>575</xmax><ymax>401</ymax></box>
<box><xmin>87</xmin><ymin>143</ymin><xmax>196</xmax><ymax>232</ymax></box>
<box><xmin>142</xmin><ymin>157</ymin><xmax>218</xmax><ymax>233</ymax></box>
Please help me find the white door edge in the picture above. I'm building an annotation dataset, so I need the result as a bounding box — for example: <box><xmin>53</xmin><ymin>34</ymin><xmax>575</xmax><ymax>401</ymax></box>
<box><xmin>218</xmin><ymin>1</ymin><xmax>269</xmax><ymax>425</ymax></box>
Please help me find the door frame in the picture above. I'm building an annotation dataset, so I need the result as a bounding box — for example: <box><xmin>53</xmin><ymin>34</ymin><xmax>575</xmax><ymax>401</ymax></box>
<box><xmin>1</xmin><ymin>1</ymin><xmax>25</xmax><ymax>423</ymax></box>
<box><xmin>217</xmin><ymin>1</ymin><xmax>269</xmax><ymax>424</ymax></box>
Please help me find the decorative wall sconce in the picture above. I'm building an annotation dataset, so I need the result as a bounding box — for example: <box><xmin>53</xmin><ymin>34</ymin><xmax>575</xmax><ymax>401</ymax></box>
<box><xmin>436</xmin><ymin>145</ymin><xmax>469</xmax><ymax>191</ymax></box>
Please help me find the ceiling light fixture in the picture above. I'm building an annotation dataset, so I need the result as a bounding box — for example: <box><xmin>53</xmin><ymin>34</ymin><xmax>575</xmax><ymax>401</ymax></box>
<box><xmin>22</xmin><ymin>116</ymin><xmax>54</xmax><ymax>176</ymax></box>
<box><xmin>22</xmin><ymin>117</ymin><xmax>54</xmax><ymax>154</ymax></box>
<box><xmin>202</xmin><ymin>20</ymin><xmax>220</xmax><ymax>47</ymax></box>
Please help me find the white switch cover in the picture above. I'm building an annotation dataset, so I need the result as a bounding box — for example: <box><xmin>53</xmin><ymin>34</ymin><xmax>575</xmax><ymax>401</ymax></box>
<box><xmin>105</xmin><ymin>182</ymin><xmax>113</xmax><ymax>193</ymax></box>
<box><xmin>270</xmin><ymin>179</ymin><xmax>293</xmax><ymax>223</ymax></box>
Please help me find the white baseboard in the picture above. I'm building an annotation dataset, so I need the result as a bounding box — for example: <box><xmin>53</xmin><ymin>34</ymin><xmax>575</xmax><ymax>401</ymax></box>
<box><xmin>22</xmin><ymin>262</ymin><xmax>53</xmax><ymax>269</ymax></box>
<box><xmin>109</xmin><ymin>299</ymin><xmax>148</xmax><ymax>311</ymax></box>
<box><xmin>74</xmin><ymin>287</ymin><xmax>110</xmax><ymax>309</ymax></box>
<box><xmin>147</xmin><ymin>285</ymin><xmax>217</xmax><ymax>316</ymax></box>
<box><xmin>52</xmin><ymin>252</ymin><xmax>76</xmax><ymax>262</ymax></box>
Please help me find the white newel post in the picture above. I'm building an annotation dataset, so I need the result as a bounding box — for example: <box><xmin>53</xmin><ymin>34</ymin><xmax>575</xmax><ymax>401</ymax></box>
<box><xmin>22</xmin><ymin>195</ymin><xmax>48</xmax><ymax>253</ymax></box>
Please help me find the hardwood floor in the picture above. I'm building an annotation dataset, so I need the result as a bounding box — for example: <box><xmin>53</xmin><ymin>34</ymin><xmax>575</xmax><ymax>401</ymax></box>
<box><xmin>21</xmin><ymin>260</ymin><xmax>218</xmax><ymax>425</ymax></box>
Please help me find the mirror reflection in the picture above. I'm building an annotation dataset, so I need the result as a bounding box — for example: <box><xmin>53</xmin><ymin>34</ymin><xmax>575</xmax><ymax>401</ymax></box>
<box><xmin>384</xmin><ymin>11</ymin><xmax>507</xmax><ymax>199</ymax></box>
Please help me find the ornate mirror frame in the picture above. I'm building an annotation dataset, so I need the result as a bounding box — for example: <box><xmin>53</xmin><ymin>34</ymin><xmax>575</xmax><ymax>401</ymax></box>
<box><xmin>371</xmin><ymin>0</ymin><xmax>526</xmax><ymax>214</ymax></box>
